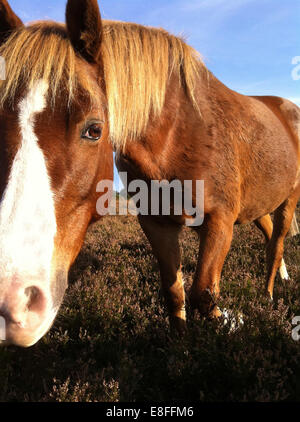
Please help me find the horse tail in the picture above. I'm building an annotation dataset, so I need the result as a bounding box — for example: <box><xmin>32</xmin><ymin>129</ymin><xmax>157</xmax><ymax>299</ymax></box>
<box><xmin>289</xmin><ymin>212</ymin><xmax>299</xmax><ymax>237</ymax></box>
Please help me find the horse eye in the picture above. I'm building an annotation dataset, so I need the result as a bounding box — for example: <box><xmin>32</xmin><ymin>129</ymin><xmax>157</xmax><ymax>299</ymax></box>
<box><xmin>82</xmin><ymin>124</ymin><xmax>102</xmax><ymax>141</ymax></box>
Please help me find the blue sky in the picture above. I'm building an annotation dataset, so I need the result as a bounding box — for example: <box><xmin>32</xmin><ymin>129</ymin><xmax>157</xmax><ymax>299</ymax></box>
<box><xmin>8</xmin><ymin>0</ymin><xmax>300</xmax><ymax>188</ymax></box>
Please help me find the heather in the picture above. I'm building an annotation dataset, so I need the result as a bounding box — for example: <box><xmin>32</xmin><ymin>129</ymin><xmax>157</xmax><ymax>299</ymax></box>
<box><xmin>0</xmin><ymin>209</ymin><xmax>299</xmax><ymax>402</ymax></box>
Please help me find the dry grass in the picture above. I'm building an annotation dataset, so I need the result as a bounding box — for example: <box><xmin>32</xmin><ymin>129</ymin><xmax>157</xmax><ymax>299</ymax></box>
<box><xmin>0</xmin><ymin>209</ymin><xmax>299</xmax><ymax>402</ymax></box>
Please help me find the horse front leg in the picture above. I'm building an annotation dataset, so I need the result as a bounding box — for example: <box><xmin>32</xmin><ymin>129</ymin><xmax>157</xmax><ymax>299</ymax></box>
<box><xmin>138</xmin><ymin>215</ymin><xmax>186</xmax><ymax>333</ymax></box>
<box><xmin>190</xmin><ymin>213</ymin><xmax>234</xmax><ymax>318</ymax></box>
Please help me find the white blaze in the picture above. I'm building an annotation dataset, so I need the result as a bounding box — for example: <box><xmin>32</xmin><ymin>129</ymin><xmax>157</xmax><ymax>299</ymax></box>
<box><xmin>0</xmin><ymin>80</ymin><xmax>56</xmax><ymax>286</ymax></box>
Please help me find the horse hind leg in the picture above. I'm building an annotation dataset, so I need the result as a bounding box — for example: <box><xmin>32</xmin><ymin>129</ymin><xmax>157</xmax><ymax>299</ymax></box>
<box><xmin>265</xmin><ymin>193</ymin><xmax>299</xmax><ymax>300</ymax></box>
<box><xmin>254</xmin><ymin>214</ymin><xmax>289</xmax><ymax>281</ymax></box>
<box><xmin>289</xmin><ymin>212</ymin><xmax>299</xmax><ymax>237</ymax></box>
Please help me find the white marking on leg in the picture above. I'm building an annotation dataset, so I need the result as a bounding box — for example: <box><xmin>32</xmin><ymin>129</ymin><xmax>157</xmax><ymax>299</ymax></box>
<box><xmin>279</xmin><ymin>259</ymin><xmax>289</xmax><ymax>280</ymax></box>
<box><xmin>0</xmin><ymin>79</ymin><xmax>56</xmax><ymax>291</ymax></box>
<box><xmin>176</xmin><ymin>271</ymin><xmax>186</xmax><ymax>321</ymax></box>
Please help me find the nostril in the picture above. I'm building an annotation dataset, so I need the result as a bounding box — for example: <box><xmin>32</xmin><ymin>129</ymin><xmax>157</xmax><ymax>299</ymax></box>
<box><xmin>0</xmin><ymin>307</ymin><xmax>8</xmax><ymax>321</ymax></box>
<box><xmin>24</xmin><ymin>286</ymin><xmax>45</xmax><ymax>313</ymax></box>
<box><xmin>0</xmin><ymin>306</ymin><xmax>23</xmax><ymax>327</ymax></box>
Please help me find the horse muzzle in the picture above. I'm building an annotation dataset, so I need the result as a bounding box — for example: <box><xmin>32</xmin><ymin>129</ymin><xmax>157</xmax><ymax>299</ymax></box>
<box><xmin>0</xmin><ymin>282</ymin><xmax>57</xmax><ymax>347</ymax></box>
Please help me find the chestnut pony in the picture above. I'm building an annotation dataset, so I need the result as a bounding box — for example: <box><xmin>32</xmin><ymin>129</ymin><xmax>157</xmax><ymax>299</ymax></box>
<box><xmin>0</xmin><ymin>0</ymin><xmax>299</xmax><ymax>346</ymax></box>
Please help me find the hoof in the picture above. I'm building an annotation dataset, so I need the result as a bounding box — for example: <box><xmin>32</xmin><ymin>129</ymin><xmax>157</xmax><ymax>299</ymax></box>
<box><xmin>189</xmin><ymin>288</ymin><xmax>219</xmax><ymax>317</ymax></box>
<box><xmin>265</xmin><ymin>290</ymin><xmax>273</xmax><ymax>303</ymax></box>
<box><xmin>169</xmin><ymin>316</ymin><xmax>187</xmax><ymax>335</ymax></box>
<box><xmin>210</xmin><ymin>305</ymin><xmax>223</xmax><ymax>319</ymax></box>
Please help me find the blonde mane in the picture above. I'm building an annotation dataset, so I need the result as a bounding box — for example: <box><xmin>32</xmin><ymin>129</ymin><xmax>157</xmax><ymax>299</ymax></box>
<box><xmin>101</xmin><ymin>21</ymin><xmax>202</xmax><ymax>148</ymax></box>
<box><xmin>0</xmin><ymin>20</ymin><xmax>203</xmax><ymax>149</ymax></box>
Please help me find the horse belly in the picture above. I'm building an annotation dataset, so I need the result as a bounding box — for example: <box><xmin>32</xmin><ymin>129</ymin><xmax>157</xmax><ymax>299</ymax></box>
<box><xmin>237</xmin><ymin>113</ymin><xmax>298</xmax><ymax>223</ymax></box>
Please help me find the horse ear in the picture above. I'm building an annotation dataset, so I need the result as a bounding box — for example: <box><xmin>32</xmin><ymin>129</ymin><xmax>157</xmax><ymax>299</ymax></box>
<box><xmin>0</xmin><ymin>0</ymin><xmax>23</xmax><ymax>45</ymax></box>
<box><xmin>66</xmin><ymin>0</ymin><xmax>102</xmax><ymax>63</ymax></box>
